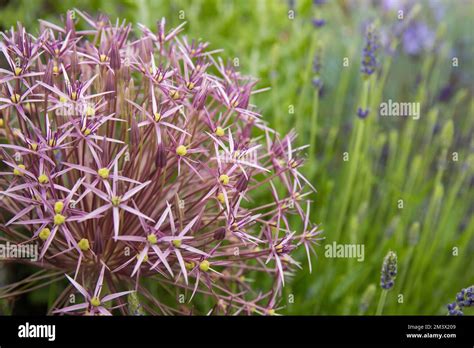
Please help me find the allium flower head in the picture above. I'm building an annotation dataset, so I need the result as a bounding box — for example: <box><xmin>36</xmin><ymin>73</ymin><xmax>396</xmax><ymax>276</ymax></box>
<box><xmin>380</xmin><ymin>250</ymin><xmax>397</xmax><ymax>290</ymax></box>
<box><xmin>0</xmin><ymin>11</ymin><xmax>319</xmax><ymax>315</ymax></box>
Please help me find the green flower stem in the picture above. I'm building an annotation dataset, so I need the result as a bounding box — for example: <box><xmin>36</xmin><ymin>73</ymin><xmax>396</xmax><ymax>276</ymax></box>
<box><xmin>376</xmin><ymin>289</ymin><xmax>388</xmax><ymax>316</ymax></box>
<box><xmin>296</xmin><ymin>37</ymin><xmax>318</xmax><ymax>137</ymax></box>
<box><xmin>309</xmin><ymin>89</ymin><xmax>319</xmax><ymax>167</ymax></box>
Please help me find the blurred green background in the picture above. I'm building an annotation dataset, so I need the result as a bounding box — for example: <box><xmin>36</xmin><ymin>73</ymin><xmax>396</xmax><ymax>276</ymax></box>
<box><xmin>0</xmin><ymin>0</ymin><xmax>473</xmax><ymax>315</ymax></box>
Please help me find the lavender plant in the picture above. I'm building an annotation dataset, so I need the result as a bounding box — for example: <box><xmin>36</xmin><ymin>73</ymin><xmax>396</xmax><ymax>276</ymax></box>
<box><xmin>376</xmin><ymin>250</ymin><xmax>397</xmax><ymax>315</ymax></box>
<box><xmin>312</xmin><ymin>0</ymin><xmax>326</xmax><ymax>28</ymax></box>
<box><xmin>447</xmin><ymin>286</ymin><xmax>473</xmax><ymax>316</ymax></box>
<box><xmin>359</xmin><ymin>283</ymin><xmax>376</xmax><ymax>315</ymax></box>
<box><xmin>380</xmin><ymin>0</ymin><xmax>435</xmax><ymax>57</ymax></box>
<box><xmin>0</xmin><ymin>11</ymin><xmax>322</xmax><ymax>315</ymax></box>
<box><xmin>357</xmin><ymin>24</ymin><xmax>378</xmax><ymax>119</ymax></box>
<box><xmin>380</xmin><ymin>250</ymin><xmax>397</xmax><ymax>290</ymax></box>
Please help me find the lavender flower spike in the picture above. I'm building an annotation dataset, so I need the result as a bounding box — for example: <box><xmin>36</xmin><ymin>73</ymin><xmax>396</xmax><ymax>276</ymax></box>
<box><xmin>447</xmin><ymin>286</ymin><xmax>474</xmax><ymax>316</ymax></box>
<box><xmin>357</xmin><ymin>25</ymin><xmax>378</xmax><ymax>119</ymax></box>
<box><xmin>361</xmin><ymin>25</ymin><xmax>378</xmax><ymax>77</ymax></box>
<box><xmin>380</xmin><ymin>251</ymin><xmax>398</xmax><ymax>290</ymax></box>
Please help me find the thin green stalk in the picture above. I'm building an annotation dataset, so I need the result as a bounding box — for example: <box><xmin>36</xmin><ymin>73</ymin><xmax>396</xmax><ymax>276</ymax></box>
<box><xmin>309</xmin><ymin>89</ymin><xmax>319</xmax><ymax>166</ymax></box>
<box><xmin>376</xmin><ymin>289</ymin><xmax>388</xmax><ymax>316</ymax></box>
<box><xmin>333</xmin><ymin>77</ymin><xmax>369</xmax><ymax>241</ymax></box>
<box><xmin>295</xmin><ymin>37</ymin><xmax>318</xmax><ymax>138</ymax></box>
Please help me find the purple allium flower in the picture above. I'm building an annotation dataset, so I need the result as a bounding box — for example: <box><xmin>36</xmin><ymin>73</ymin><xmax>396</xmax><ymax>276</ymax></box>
<box><xmin>361</xmin><ymin>25</ymin><xmax>378</xmax><ymax>77</ymax></box>
<box><xmin>447</xmin><ymin>286</ymin><xmax>473</xmax><ymax>316</ymax></box>
<box><xmin>0</xmin><ymin>11</ymin><xmax>320</xmax><ymax>315</ymax></box>
<box><xmin>52</xmin><ymin>263</ymin><xmax>134</xmax><ymax>316</ymax></box>
<box><xmin>380</xmin><ymin>251</ymin><xmax>397</xmax><ymax>290</ymax></box>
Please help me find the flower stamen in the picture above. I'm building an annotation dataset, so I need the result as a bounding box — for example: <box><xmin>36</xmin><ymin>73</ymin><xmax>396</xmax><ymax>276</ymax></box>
<box><xmin>38</xmin><ymin>174</ymin><xmax>49</xmax><ymax>184</ymax></box>
<box><xmin>98</xmin><ymin>168</ymin><xmax>110</xmax><ymax>179</ymax></box>
<box><xmin>13</xmin><ymin>164</ymin><xmax>26</xmax><ymax>176</ymax></box>
<box><xmin>78</xmin><ymin>238</ymin><xmax>90</xmax><ymax>251</ymax></box>
<box><xmin>176</xmin><ymin>145</ymin><xmax>187</xmax><ymax>156</ymax></box>
<box><xmin>54</xmin><ymin>214</ymin><xmax>66</xmax><ymax>225</ymax></box>
<box><xmin>199</xmin><ymin>260</ymin><xmax>210</xmax><ymax>272</ymax></box>
<box><xmin>39</xmin><ymin>228</ymin><xmax>51</xmax><ymax>241</ymax></box>
<box><xmin>147</xmin><ymin>234</ymin><xmax>157</xmax><ymax>245</ymax></box>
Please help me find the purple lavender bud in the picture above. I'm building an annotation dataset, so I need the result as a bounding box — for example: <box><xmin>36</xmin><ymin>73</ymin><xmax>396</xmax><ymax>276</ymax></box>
<box><xmin>312</xmin><ymin>48</ymin><xmax>324</xmax><ymax>92</ymax></box>
<box><xmin>312</xmin><ymin>18</ymin><xmax>326</xmax><ymax>28</ymax></box>
<box><xmin>447</xmin><ymin>285</ymin><xmax>474</xmax><ymax>315</ymax></box>
<box><xmin>380</xmin><ymin>251</ymin><xmax>397</xmax><ymax>290</ymax></box>
<box><xmin>357</xmin><ymin>107</ymin><xmax>369</xmax><ymax>119</ymax></box>
<box><xmin>447</xmin><ymin>303</ymin><xmax>464</xmax><ymax>316</ymax></box>
<box><xmin>312</xmin><ymin>0</ymin><xmax>325</xmax><ymax>28</ymax></box>
<box><xmin>361</xmin><ymin>26</ymin><xmax>378</xmax><ymax>76</ymax></box>
<box><xmin>313</xmin><ymin>53</ymin><xmax>322</xmax><ymax>74</ymax></box>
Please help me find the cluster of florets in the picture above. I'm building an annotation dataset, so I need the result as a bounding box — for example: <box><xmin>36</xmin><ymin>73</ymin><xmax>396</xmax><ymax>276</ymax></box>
<box><xmin>361</xmin><ymin>25</ymin><xmax>378</xmax><ymax>77</ymax></box>
<box><xmin>357</xmin><ymin>25</ymin><xmax>379</xmax><ymax>119</ymax></box>
<box><xmin>380</xmin><ymin>251</ymin><xmax>397</xmax><ymax>290</ymax></box>
<box><xmin>0</xmin><ymin>11</ymin><xmax>322</xmax><ymax>315</ymax></box>
<box><xmin>447</xmin><ymin>286</ymin><xmax>473</xmax><ymax>316</ymax></box>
